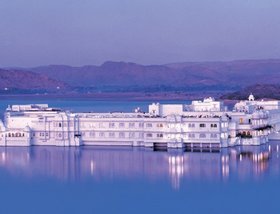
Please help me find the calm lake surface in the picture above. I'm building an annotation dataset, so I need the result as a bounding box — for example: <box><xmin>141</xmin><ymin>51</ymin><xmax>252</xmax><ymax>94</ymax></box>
<box><xmin>0</xmin><ymin>97</ymin><xmax>279</xmax><ymax>214</ymax></box>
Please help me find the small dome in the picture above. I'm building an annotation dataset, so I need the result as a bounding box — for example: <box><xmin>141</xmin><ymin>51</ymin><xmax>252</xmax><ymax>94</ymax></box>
<box><xmin>248</xmin><ymin>93</ymin><xmax>255</xmax><ymax>101</ymax></box>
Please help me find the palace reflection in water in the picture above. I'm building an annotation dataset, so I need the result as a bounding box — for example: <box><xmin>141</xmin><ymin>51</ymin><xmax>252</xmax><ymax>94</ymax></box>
<box><xmin>0</xmin><ymin>142</ymin><xmax>280</xmax><ymax>189</ymax></box>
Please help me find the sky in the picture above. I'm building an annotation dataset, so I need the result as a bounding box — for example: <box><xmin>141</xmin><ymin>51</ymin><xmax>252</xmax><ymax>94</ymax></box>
<box><xmin>0</xmin><ymin>0</ymin><xmax>280</xmax><ymax>67</ymax></box>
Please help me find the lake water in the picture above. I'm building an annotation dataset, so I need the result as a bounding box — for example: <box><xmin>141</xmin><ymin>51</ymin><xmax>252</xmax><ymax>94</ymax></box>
<box><xmin>0</xmin><ymin>97</ymin><xmax>279</xmax><ymax>214</ymax></box>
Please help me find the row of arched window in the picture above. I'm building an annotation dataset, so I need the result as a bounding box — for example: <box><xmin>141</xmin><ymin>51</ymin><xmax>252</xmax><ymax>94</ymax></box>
<box><xmin>6</xmin><ymin>133</ymin><xmax>25</xmax><ymax>138</ymax></box>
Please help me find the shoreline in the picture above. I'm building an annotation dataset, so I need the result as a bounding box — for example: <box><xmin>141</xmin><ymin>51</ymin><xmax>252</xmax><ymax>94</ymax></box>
<box><xmin>0</xmin><ymin>91</ymin><xmax>226</xmax><ymax>101</ymax></box>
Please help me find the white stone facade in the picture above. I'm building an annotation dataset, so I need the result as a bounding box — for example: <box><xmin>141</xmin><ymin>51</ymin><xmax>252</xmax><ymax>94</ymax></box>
<box><xmin>0</xmin><ymin>95</ymin><xmax>279</xmax><ymax>149</ymax></box>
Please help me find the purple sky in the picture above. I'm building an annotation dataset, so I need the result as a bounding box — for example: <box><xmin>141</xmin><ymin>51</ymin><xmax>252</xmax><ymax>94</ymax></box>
<box><xmin>1</xmin><ymin>0</ymin><xmax>280</xmax><ymax>67</ymax></box>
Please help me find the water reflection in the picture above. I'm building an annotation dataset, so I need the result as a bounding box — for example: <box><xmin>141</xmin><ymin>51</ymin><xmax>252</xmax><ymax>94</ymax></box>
<box><xmin>0</xmin><ymin>142</ymin><xmax>280</xmax><ymax>189</ymax></box>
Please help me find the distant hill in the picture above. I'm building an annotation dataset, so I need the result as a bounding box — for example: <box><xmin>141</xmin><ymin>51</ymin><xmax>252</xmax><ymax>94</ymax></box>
<box><xmin>220</xmin><ymin>84</ymin><xmax>280</xmax><ymax>100</ymax></box>
<box><xmin>2</xmin><ymin>59</ymin><xmax>280</xmax><ymax>94</ymax></box>
<box><xmin>0</xmin><ymin>68</ymin><xmax>68</xmax><ymax>93</ymax></box>
<box><xmin>30</xmin><ymin>62</ymin><xmax>189</xmax><ymax>87</ymax></box>
<box><xmin>29</xmin><ymin>59</ymin><xmax>280</xmax><ymax>91</ymax></box>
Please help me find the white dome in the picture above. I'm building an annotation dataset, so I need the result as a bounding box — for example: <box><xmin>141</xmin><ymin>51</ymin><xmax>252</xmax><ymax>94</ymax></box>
<box><xmin>248</xmin><ymin>93</ymin><xmax>255</xmax><ymax>101</ymax></box>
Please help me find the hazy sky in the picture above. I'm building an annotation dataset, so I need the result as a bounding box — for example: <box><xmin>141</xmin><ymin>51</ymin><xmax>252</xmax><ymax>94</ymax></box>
<box><xmin>1</xmin><ymin>0</ymin><xmax>280</xmax><ymax>67</ymax></box>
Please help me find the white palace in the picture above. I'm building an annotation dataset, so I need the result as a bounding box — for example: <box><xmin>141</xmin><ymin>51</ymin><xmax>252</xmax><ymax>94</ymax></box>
<box><xmin>1</xmin><ymin>94</ymin><xmax>280</xmax><ymax>149</ymax></box>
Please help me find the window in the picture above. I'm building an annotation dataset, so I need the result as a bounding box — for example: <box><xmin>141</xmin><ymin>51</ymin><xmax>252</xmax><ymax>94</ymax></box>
<box><xmin>129</xmin><ymin>123</ymin><xmax>135</xmax><ymax>128</ymax></box>
<box><xmin>59</xmin><ymin>123</ymin><xmax>62</xmax><ymax>127</ymax></box>
<box><xmin>199</xmin><ymin>123</ymin><xmax>206</xmax><ymax>128</ymax></box>
<box><xmin>199</xmin><ymin>133</ymin><xmax>206</xmax><ymax>138</ymax></box>
<box><xmin>119</xmin><ymin>132</ymin><xmax>125</xmax><ymax>138</ymax></box>
<box><xmin>119</xmin><ymin>123</ymin><xmax>125</xmax><ymax>128</ymax></box>
<box><xmin>188</xmin><ymin>133</ymin><xmax>195</xmax><ymax>138</ymax></box>
<box><xmin>188</xmin><ymin>123</ymin><xmax>195</xmax><ymax>128</ymax></box>
<box><xmin>90</xmin><ymin>132</ymin><xmax>95</xmax><ymax>137</ymax></box>
<box><xmin>221</xmin><ymin>133</ymin><xmax>227</xmax><ymax>139</ymax></box>
<box><xmin>99</xmin><ymin>132</ymin><xmax>105</xmax><ymax>137</ymax></box>
<box><xmin>157</xmin><ymin>133</ymin><xmax>163</xmax><ymax>138</ymax></box>
<box><xmin>109</xmin><ymin>123</ymin><xmax>115</xmax><ymax>128</ymax></box>
<box><xmin>89</xmin><ymin>123</ymin><xmax>97</xmax><ymax>128</ymax></box>
<box><xmin>146</xmin><ymin>133</ymin><xmax>153</xmax><ymax>137</ymax></box>
<box><xmin>146</xmin><ymin>123</ymin><xmax>153</xmax><ymax>128</ymax></box>
<box><xmin>139</xmin><ymin>123</ymin><xmax>144</xmax><ymax>128</ymax></box>
<box><xmin>129</xmin><ymin>133</ymin><xmax>135</xmax><ymax>138</ymax></box>
<box><xmin>211</xmin><ymin>124</ymin><xmax>218</xmax><ymax>128</ymax></box>
<box><xmin>99</xmin><ymin>123</ymin><xmax>104</xmax><ymax>128</ymax></box>
<box><xmin>169</xmin><ymin>124</ymin><xmax>175</xmax><ymax>128</ymax></box>
<box><xmin>157</xmin><ymin>124</ymin><xmax>163</xmax><ymax>128</ymax></box>
<box><xmin>210</xmin><ymin>133</ymin><xmax>218</xmax><ymax>138</ymax></box>
<box><xmin>109</xmin><ymin>132</ymin><xmax>115</xmax><ymax>138</ymax></box>
<box><xmin>221</xmin><ymin>123</ymin><xmax>228</xmax><ymax>128</ymax></box>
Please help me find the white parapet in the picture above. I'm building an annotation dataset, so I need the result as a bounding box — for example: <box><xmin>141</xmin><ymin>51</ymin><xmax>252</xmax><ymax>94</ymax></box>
<box><xmin>1</xmin><ymin>95</ymin><xmax>280</xmax><ymax>149</ymax></box>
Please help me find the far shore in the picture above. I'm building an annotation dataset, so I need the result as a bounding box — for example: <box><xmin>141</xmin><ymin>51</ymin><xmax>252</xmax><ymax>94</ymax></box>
<box><xmin>0</xmin><ymin>91</ymin><xmax>227</xmax><ymax>101</ymax></box>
